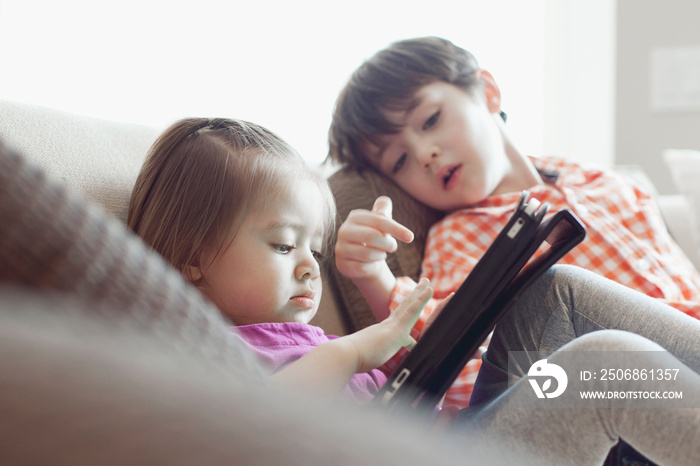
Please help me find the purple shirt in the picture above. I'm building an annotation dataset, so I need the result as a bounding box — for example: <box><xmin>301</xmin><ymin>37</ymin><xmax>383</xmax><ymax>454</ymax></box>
<box><xmin>235</xmin><ymin>322</ymin><xmax>387</xmax><ymax>404</ymax></box>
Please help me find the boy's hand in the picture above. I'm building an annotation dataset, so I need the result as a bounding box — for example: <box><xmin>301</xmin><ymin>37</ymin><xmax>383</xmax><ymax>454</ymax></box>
<box><xmin>335</xmin><ymin>196</ymin><xmax>414</xmax><ymax>281</ymax></box>
<box><xmin>344</xmin><ymin>278</ymin><xmax>433</xmax><ymax>373</ymax></box>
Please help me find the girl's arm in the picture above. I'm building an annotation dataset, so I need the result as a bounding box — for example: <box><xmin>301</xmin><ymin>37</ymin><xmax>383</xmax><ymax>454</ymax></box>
<box><xmin>271</xmin><ymin>279</ymin><xmax>433</xmax><ymax>402</ymax></box>
<box><xmin>334</xmin><ymin>196</ymin><xmax>414</xmax><ymax>321</ymax></box>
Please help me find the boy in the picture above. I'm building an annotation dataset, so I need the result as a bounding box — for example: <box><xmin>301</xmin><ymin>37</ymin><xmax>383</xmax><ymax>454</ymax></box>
<box><xmin>327</xmin><ymin>36</ymin><xmax>700</xmax><ymax>407</ymax></box>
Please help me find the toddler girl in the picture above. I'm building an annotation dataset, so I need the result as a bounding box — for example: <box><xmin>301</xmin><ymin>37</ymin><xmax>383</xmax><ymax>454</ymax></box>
<box><xmin>128</xmin><ymin>117</ymin><xmax>434</xmax><ymax>403</ymax></box>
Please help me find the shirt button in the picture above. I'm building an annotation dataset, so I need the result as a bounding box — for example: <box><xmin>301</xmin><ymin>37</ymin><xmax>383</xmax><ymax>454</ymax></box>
<box><xmin>575</xmin><ymin>204</ymin><xmax>589</xmax><ymax>216</ymax></box>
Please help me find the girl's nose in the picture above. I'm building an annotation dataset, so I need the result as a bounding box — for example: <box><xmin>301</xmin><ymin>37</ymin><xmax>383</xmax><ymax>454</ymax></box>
<box><xmin>295</xmin><ymin>252</ymin><xmax>320</xmax><ymax>281</ymax></box>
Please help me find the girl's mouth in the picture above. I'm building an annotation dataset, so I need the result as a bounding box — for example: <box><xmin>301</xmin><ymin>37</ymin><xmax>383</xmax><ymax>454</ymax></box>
<box><xmin>290</xmin><ymin>292</ymin><xmax>316</xmax><ymax>310</ymax></box>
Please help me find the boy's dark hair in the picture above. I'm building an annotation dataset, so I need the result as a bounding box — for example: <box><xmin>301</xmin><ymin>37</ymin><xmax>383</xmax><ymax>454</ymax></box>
<box><xmin>327</xmin><ymin>36</ymin><xmax>481</xmax><ymax>171</ymax></box>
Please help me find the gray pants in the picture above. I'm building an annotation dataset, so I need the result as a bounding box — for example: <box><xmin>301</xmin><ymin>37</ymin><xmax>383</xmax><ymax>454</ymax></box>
<box><xmin>462</xmin><ymin>264</ymin><xmax>700</xmax><ymax>465</ymax></box>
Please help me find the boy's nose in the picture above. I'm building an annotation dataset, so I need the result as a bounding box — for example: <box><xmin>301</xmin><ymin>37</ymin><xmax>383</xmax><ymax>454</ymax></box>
<box><xmin>422</xmin><ymin>151</ymin><xmax>440</xmax><ymax>170</ymax></box>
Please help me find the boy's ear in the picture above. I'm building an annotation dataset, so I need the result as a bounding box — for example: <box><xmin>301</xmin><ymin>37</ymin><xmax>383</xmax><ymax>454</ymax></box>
<box><xmin>475</xmin><ymin>68</ymin><xmax>502</xmax><ymax>114</ymax></box>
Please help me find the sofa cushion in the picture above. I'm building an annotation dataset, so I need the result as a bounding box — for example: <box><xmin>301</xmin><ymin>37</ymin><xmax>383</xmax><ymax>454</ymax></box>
<box><xmin>663</xmin><ymin>149</ymin><xmax>700</xmax><ymax>266</ymax></box>
<box><xmin>664</xmin><ymin>149</ymin><xmax>700</xmax><ymax>219</ymax></box>
<box><xmin>0</xmin><ymin>100</ymin><xmax>160</xmax><ymax>222</ymax></box>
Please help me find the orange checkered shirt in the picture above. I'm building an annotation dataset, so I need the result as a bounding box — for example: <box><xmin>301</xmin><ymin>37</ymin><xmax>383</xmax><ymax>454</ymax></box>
<box><xmin>380</xmin><ymin>155</ymin><xmax>700</xmax><ymax>409</ymax></box>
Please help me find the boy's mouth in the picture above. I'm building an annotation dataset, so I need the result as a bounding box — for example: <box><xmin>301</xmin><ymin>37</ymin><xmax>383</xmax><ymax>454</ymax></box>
<box><xmin>439</xmin><ymin>164</ymin><xmax>462</xmax><ymax>190</ymax></box>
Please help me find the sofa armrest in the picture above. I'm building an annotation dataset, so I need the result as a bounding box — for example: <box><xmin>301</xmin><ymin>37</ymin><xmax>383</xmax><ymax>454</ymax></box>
<box><xmin>0</xmin><ymin>99</ymin><xmax>159</xmax><ymax>223</ymax></box>
<box><xmin>657</xmin><ymin>194</ymin><xmax>700</xmax><ymax>270</ymax></box>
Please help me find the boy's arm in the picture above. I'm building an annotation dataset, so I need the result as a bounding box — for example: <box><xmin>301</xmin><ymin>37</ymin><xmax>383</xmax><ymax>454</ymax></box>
<box><xmin>335</xmin><ymin>196</ymin><xmax>414</xmax><ymax>321</ymax></box>
<box><xmin>271</xmin><ymin>279</ymin><xmax>432</xmax><ymax>402</ymax></box>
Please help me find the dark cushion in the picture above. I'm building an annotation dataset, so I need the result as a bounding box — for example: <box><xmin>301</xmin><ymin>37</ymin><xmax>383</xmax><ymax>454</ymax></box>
<box><xmin>326</xmin><ymin>167</ymin><xmax>443</xmax><ymax>331</ymax></box>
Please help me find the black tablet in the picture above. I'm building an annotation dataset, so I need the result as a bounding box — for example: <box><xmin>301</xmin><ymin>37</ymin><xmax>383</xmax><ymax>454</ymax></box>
<box><xmin>374</xmin><ymin>191</ymin><xmax>586</xmax><ymax>412</ymax></box>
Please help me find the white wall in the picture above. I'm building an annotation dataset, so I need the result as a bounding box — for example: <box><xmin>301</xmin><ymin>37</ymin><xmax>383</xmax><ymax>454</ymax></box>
<box><xmin>0</xmin><ymin>0</ymin><xmax>545</xmax><ymax>167</ymax></box>
<box><xmin>543</xmin><ymin>0</ymin><xmax>616</xmax><ymax>167</ymax></box>
<box><xmin>616</xmin><ymin>0</ymin><xmax>700</xmax><ymax>194</ymax></box>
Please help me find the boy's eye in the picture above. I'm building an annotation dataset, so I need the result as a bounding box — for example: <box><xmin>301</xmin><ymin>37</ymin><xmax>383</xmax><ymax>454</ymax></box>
<box><xmin>392</xmin><ymin>153</ymin><xmax>407</xmax><ymax>174</ymax></box>
<box><xmin>422</xmin><ymin>111</ymin><xmax>440</xmax><ymax>130</ymax></box>
<box><xmin>312</xmin><ymin>250</ymin><xmax>324</xmax><ymax>262</ymax></box>
<box><xmin>273</xmin><ymin>244</ymin><xmax>294</xmax><ymax>254</ymax></box>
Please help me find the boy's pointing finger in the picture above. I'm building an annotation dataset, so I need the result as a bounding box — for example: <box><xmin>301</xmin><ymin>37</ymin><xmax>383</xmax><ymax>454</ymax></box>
<box><xmin>372</xmin><ymin>195</ymin><xmax>393</xmax><ymax>218</ymax></box>
<box><xmin>371</xmin><ymin>196</ymin><xmax>414</xmax><ymax>244</ymax></box>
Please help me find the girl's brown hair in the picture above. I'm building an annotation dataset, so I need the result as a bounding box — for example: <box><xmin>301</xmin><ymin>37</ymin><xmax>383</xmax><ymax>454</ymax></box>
<box><xmin>128</xmin><ymin>117</ymin><xmax>335</xmax><ymax>283</ymax></box>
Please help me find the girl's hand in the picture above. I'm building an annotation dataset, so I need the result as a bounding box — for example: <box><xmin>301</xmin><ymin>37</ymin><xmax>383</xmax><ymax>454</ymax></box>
<box><xmin>271</xmin><ymin>279</ymin><xmax>432</xmax><ymax>402</ymax></box>
<box><xmin>343</xmin><ymin>278</ymin><xmax>433</xmax><ymax>373</ymax></box>
<box><xmin>335</xmin><ymin>196</ymin><xmax>414</xmax><ymax>281</ymax></box>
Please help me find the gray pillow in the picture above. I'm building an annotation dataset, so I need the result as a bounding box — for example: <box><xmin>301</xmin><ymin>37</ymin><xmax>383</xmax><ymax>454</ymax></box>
<box><xmin>0</xmin><ymin>139</ymin><xmax>264</xmax><ymax>373</ymax></box>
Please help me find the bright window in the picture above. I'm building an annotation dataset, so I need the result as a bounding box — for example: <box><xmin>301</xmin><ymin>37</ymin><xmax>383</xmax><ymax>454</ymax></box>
<box><xmin>0</xmin><ymin>0</ymin><xmax>545</xmax><ymax>166</ymax></box>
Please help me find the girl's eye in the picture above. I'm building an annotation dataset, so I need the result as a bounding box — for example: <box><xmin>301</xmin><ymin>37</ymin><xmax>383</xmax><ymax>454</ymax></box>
<box><xmin>392</xmin><ymin>153</ymin><xmax>407</xmax><ymax>174</ymax></box>
<box><xmin>422</xmin><ymin>110</ymin><xmax>440</xmax><ymax>130</ymax></box>
<box><xmin>273</xmin><ymin>244</ymin><xmax>294</xmax><ymax>254</ymax></box>
<box><xmin>312</xmin><ymin>250</ymin><xmax>324</xmax><ymax>262</ymax></box>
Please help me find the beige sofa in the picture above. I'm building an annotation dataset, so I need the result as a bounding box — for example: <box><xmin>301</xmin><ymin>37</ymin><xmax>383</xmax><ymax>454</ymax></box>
<box><xmin>2</xmin><ymin>99</ymin><xmax>696</xmax><ymax>465</ymax></box>
<box><xmin>2</xmin><ymin>99</ymin><xmax>699</xmax><ymax>338</ymax></box>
